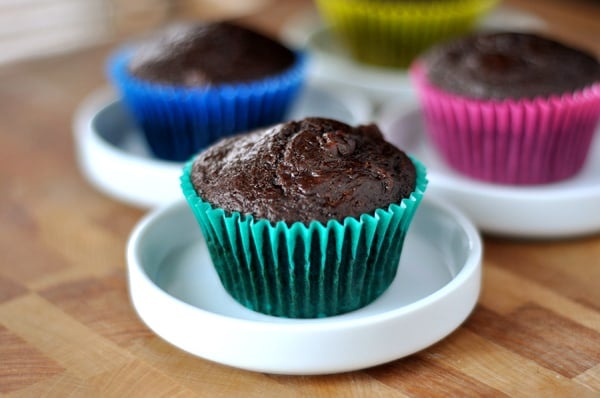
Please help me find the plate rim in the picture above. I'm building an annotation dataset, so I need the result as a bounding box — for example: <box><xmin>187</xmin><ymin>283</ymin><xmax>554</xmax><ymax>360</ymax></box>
<box><xmin>305</xmin><ymin>26</ymin><xmax>414</xmax><ymax>102</ymax></box>
<box><xmin>378</xmin><ymin>100</ymin><xmax>600</xmax><ymax>238</ymax></box>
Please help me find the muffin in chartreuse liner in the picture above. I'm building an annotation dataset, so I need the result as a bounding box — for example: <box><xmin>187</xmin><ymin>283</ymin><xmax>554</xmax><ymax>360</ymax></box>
<box><xmin>411</xmin><ymin>32</ymin><xmax>600</xmax><ymax>185</ymax></box>
<box><xmin>180</xmin><ymin>117</ymin><xmax>427</xmax><ymax>318</ymax></box>
<box><xmin>313</xmin><ymin>0</ymin><xmax>498</xmax><ymax>68</ymax></box>
<box><xmin>107</xmin><ymin>21</ymin><xmax>306</xmax><ymax>162</ymax></box>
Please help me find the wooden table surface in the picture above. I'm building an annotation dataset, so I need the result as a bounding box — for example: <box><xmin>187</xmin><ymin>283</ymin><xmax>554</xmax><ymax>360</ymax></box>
<box><xmin>1</xmin><ymin>0</ymin><xmax>599</xmax><ymax>396</ymax></box>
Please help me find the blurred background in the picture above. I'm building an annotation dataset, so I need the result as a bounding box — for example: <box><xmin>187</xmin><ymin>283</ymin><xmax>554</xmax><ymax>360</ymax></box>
<box><xmin>0</xmin><ymin>0</ymin><xmax>598</xmax><ymax>67</ymax></box>
<box><xmin>0</xmin><ymin>0</ymin><xmax>277</xmax><ymax>65</ymax></box>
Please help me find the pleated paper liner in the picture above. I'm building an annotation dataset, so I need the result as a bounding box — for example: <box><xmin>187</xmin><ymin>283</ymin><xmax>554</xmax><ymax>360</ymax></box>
<box><xmin>181</xmin><ymin>157</ymin><xmax>427</xmax><ymax>318</ymax></box>
<box><xmin>411</xmin><ymin>64</ymin><xmax>600</xmax><ymax>185</ymax></box>
<box><xmin>314</xmin><ymin>0</ymin><xmax>498</xmax><ymax>68</ymax></box>
<box><xmin>107</xmin><ymin>49</ymin><xmax>307</xmax><ymax>162</ymax></box>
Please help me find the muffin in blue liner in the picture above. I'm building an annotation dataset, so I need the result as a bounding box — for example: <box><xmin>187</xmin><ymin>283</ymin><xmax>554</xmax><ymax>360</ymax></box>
<box><xmin>107</xmin><ymin>22</ymin><xmax>307</xmax><ymax>161</ymax></box>
<box><xmin>180</xmin><ymin>118</ymin><xmax>428</xmax><ymax>318</ymax></box>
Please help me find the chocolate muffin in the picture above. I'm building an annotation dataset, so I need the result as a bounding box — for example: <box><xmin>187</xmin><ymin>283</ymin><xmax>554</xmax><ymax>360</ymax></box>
<box><xmin>128</xmin><ymin>21</ymin><xmax>296</xmax><ymax>86</ymax></box>
<box><xmin>424</xmin><ymin>32</ymin><xmax>600</xmax><ymax>100</ymax></box>
<box><xmin>107</xmin><ymin>21</ymin><xmax>306</xmax><ymax>161</ymax></box>
<box><xmin>189</xmin><ymin>117</ymin><xmax>417</xmax><ymax>224</ymax></box>
<box><xmin>410</xmin><ymin>31</ymin><xmax>600</xmax><ymax>185</ymax></box>
<box><xmin>181</xmin><ymin>117</ymin><xmax>427</xmax><ymax>318</ymax></box>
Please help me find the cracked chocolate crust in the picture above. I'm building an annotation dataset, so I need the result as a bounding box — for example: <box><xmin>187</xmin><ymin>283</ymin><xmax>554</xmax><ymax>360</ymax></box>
<box><xmin>128</xmin><ymin>21</ymin><xmax>296</xmax><ymax>86</ymax></box>
<box><xmin>190</xmin><ymin>117</ymin><xmax>416</xmax><ymax>224</ymax></box>
<box><xmin>424</xmin><ymin>32</ymin><xmax>600</xmax><ymax>100</ymax></box>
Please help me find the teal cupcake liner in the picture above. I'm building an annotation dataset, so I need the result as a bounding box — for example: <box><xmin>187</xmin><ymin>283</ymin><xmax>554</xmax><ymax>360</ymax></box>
<box><xmin>181</xmin><ymin>157</ymin><xmax>427</xmax><ymax>318</ymax></box>
<box><xmin>314</xmin><ymin>0</ymin><xmax>498</xmax><ymax>68</ymax></box>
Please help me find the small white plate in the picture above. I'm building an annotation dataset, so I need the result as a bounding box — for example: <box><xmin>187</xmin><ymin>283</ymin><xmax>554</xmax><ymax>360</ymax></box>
<box><xmin>305</xmin><ymin>26</ymin><xmax>415</xmax><ymax>105</ymax></box>
<box><xmin>73</xmin><ymin>81</ymin><xmax>372</xmax><ymax>209</ymax></box>
<box><xmin>379</xmin><ymin>102</ymin><xmax>600</xmax><ymax>238</ymax></box>
<box><xmin>126</xmin><ymin>198</ymin><xmax>482</xmax><ymax>375</ymax></box>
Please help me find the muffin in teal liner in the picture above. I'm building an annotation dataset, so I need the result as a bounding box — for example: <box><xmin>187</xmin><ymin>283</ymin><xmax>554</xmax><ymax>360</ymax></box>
<box><xmin>107</xmin><ymin>21</ymin><xmax>307</xmax><ymax>162</ymax></box>
<box><xmin>181</xmin><ymin>117</ymin><xmax>427</xmax><ymax>318</ymax></box>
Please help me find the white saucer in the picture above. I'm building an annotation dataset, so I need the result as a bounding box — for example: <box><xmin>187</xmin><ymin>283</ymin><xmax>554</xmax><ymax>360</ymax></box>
<box><xmin>73</xmin><ymin>81</ymin><xmax>372</xmax><ymax>209</ymax></box>
<box><xmin>379</xmin><ymin>102</ymin><xmax>600</xmax><ymax>239</ymax></box>
<box><xmin>305</xmin><ymin>26</ymin><xmax>415</xmax><ymax>105</ymax></box>
<box><xmin>126</xmin><ymin>198</ymin><xmax>482</xmax><ymax>375</ymax></box>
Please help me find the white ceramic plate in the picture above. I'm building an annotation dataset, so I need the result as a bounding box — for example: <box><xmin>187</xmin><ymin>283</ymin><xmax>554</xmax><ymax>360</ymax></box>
<box><xmin>73</xmin><ymin>81</ymin><xmax>372</xmax><ymax>209</ymax></box>
<box><xmin>379</xmin><ymin>102</ymin><xmax>600</xmax><ymax>239</ymax></box>
<box><xmin>305</xmin><ymin>26</ymin><xmax>415</xmax><ymax>105</ymax></box>
<box><xmin>126</xmin><ymin>198</ymin><xmax>482</xmax><ymax>375</ymax></box>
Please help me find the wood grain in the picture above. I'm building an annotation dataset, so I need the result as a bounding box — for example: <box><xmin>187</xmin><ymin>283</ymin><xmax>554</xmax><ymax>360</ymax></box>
<box><xmin>1</xmin><ymin>0</ymin><xmax>599</xmax><ymax>396</ymax></box>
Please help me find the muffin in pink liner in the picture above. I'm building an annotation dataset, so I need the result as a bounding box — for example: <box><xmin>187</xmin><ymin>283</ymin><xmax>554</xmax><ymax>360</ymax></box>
<box><xmin>410</xmin><ymin>32</ymin><xmax>600</xmax><ymax>185</ymax></box>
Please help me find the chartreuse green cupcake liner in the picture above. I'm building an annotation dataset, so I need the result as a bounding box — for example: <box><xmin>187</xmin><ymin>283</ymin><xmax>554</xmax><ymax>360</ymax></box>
<box><xmin>314</xmin><ymin>0</ymin><xmax>498</xmax><ymax>68</ymax></box>
<box><xmin>181</xmin><ymin>157</ymin><xmax>427</xmax><ymax>318</ymax></box>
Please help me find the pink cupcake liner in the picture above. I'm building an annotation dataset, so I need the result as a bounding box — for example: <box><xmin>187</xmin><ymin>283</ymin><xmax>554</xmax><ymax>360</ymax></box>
<box><xmin>411</xmin><ymin>64</ymin><xmax>600</xmax><ymax>185</ymax></box>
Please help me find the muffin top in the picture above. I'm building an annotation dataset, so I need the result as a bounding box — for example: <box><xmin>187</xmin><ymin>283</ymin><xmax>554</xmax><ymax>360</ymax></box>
<box><xmin>424</xmin><ymin>32</ymin><xmax>600</xmax><ymax>100</ymax></box>
<box><xmin>128</xmin><ymin>21</ymin><xmax>296</xmax><ymax>86</ymax></box>
<box><xmin>190</xmin><ymin>117</ymin><xmax>416</xmax><ymax>224</ymax></box>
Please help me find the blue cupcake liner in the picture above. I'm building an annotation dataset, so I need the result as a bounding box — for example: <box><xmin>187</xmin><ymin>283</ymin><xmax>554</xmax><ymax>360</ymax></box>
<box><xmin>107</xmin><ymin>48</ymin><xmax>307</xmax><ymax>161</ymax></box>
<box><xmin>181</xmin><ymin>156</ymin><xmax>428</xmax><ymax>318</ymax></box>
